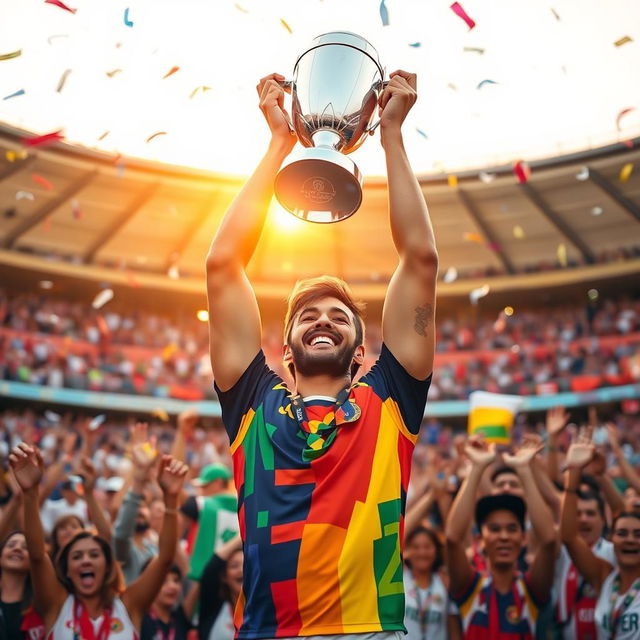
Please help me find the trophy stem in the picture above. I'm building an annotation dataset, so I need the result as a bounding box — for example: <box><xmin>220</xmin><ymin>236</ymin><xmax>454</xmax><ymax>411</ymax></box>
<box><xmin>311</xmin><ymin>130</ymin><xmax>343</xmax><ymax>150</ymax></box>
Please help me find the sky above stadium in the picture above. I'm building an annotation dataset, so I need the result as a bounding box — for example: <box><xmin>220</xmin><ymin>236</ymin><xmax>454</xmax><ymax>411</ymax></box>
<box><xmin>0</xmin><ymin>0</ymin><xmax>638</xmax><ymax>176</ymax></box>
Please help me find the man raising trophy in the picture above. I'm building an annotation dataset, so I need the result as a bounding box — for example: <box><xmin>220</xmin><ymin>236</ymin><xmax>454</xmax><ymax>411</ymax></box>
<box><xmin>205</xmin><ymin>31</ymin><xmax>438</xmax><ymax>639</ymax></box>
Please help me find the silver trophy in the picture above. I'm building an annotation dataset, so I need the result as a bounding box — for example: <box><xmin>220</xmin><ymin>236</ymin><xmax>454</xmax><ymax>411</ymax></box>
<box><xmin>274</xmin><ymin>31</ymin><xmax>386</xmax><ymax>223</ymax></box>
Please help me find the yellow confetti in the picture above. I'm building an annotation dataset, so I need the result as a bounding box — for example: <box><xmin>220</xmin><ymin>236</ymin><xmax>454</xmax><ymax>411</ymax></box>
<box><xmin>447</xmin><ymin>175</ymin><xmax>458</xmax><ymax>188</ymax></box>
<box><xmin>280</xmin><ymin>18</ymin><xmax>293</xmax><ymax>33</ymax></box>
<box><xmin>614</xmin><ymin>35</ymin><xmax>633</xmax><ymax>47</ymax></box>
<box><xmin>0</xmin><ymin>49</ymin><xmax>22</xmax><ymax>61</ymax></box>
<box><xmin>463</xmin><ymin>231</ymin><xmax>484</xmax><ymax>243</ymax></box>
<box><xmin>619</xmin><ymin>163</ymin><xmax>634</xmax><ymax>183</ymax></box>
<box><xmin>5</xmin><ymin>151</ymin><xmax>16</xmax><ymax>162</ymax></box>
<box><xmin>557</xmin><ymin>243</ymin><xmax>567</xmax><ymax>267</ymax></box>
<box><xmin>513</xmin><ymin>225</ymin><xmax>525</xmax><ymax>239</ymax></box>
<box><xmin>151</xmin><ymin>408</ymin><xmax>169</xmax><ymax>422</ymax></box>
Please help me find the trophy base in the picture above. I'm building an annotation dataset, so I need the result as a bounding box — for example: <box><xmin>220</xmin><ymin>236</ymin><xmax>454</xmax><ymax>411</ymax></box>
<box><xmin>274</xmin><ymin>147</ymin><xmax>363</xmax><ymax>223</ymax></box>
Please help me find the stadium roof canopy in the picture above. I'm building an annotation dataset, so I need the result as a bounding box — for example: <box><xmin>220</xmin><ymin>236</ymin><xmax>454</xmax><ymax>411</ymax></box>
<box><xmin>0</xmin><ymin>0</ymin><xmax>639</xmax><ymax>300</ymax></box>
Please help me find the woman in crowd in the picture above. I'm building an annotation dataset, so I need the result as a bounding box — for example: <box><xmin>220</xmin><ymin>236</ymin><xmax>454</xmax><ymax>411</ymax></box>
<box><xmin>197</xmin><ymin>534</ymin><xmax>243</xmax><ymax>640</ymax></box>
<box><xmin>9</xmin><ymin>441</ymin><xmax>187</xmax><ymax>638</ymax></box>
<box><xmin>561</xmin><ymin>430</ymin><xmax>640</xmax><ymax>639</ymax></box>
<box><xmin>0</xmin><ymin>531</ymin><xmax>44</xmax><ymax>639</ymax></box>
<box><xmin>140</xmin><ymin>563</ymin><xmax>195</xmax><ymax>640</ymax></box>
<box><xmin>403</xmin><ymin>525</ymin><xmax>460</xmax><ymax>640</ymax></box>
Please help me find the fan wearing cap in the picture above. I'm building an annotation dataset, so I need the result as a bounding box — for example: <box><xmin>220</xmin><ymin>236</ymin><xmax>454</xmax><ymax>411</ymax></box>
<box><xmin>180</xmin><ymin>464</ymin><xmax>239</xmax><ymax>582</ymax></box>
<box><xmin>445</xmin><ymin>437</ymin><xmax>556</xmax><ymax>639</ymax></box>
<box><xmin>561</xmin><ymin>428</ymin><xmax>640</xmax><ymax>640</ymax></box>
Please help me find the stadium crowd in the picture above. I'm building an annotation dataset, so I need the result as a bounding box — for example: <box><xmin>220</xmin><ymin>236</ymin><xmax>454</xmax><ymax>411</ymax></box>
<box><xmin>1</xmin><ymin>289</ymin><xmax>639</xmax><ymax>401</ymax></box>
<box><xmin>2</xmin><ymin>401</ymin><xmax>640</xmax><ymax>638</ymax></box>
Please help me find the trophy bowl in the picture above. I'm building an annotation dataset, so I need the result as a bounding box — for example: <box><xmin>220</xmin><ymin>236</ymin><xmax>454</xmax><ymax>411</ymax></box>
<box><xmin>274</xmin><ymin>31</ymin><xmax>385</xmax><ymax>223</ymax></box>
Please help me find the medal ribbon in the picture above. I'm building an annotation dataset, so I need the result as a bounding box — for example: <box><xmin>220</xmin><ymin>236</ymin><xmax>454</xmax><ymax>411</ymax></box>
<box><xmin>608</xmin><ymin>573</ymin><xmax>640</xmax><ymax>639</ymax></box>
<box><xmin>488</xmin><ymin>575</ymin><xmax>525</xmax><ymax>639</ymax></box>
<box><xmin>73</xmin><ymin>598</ymin><xmax>112</xmax><ymax>640</ymax></box>
<box><xmin>290</xmin><ymin>386</ymin><xmax>359</xmax><ymax>461</ymax></box>
<box><xmin>412</xmin><ymin>575</ymin><xmax>433</xmax><ymax>640</ymax></box>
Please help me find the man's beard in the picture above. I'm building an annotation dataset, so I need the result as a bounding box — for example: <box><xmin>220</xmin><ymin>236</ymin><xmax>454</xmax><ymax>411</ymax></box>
<box><xmin>290</xmin><ymin>339</ymin><xmax>357</xmax><ymax>379</ymax></box>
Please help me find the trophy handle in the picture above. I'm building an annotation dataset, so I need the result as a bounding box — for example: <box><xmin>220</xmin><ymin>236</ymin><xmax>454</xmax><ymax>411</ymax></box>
<box><xmin>365</xmin><ymin>80</ymin><xmax>389</xmax><ymax>135</ymax></box>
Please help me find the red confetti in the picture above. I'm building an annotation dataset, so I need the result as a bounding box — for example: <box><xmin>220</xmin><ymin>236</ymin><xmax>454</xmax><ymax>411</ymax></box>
<box><xmin>32</xmin><ymin>174</ymin><xmax>54</xmax><ymax>190</ymax></box>
<box><xmin>44</xmin><ymin>0</ymin><xmax>77</xmax><ymax>13</ymax></box>
<box><xmin>22</xmin><ymin>130</ymin><xmax>64</xmax><ymax>147</ymax></box>
<box><xmin>513</xmin><ymin>160</ymin><xmax>531</xmax><ymax>184</ymax></box>
<box><xmin>622</xmin><ymin>140</ymin><xmax>634</xmax><ymax>149</ymax></box>
<box><xmin>162</xmin><ymin>66</ymin><xmax>180</xmax><ymax>79</ymax></box>
<box><xmin>616</xmin><ymin>107</ymin><xmax>636</xmax><ymax>131</ymax></box>
<box><xmin>126</xmin><ymin>270</ymin><xmax>140</xmax><ymax>288</ymax></box>
<box><xmin>450</xmin><ymin>2</ymin><xmax>475</xmax><ymax>30</ymax></box>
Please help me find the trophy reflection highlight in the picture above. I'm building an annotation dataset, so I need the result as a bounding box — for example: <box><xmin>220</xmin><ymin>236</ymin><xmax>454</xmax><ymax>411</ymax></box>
<box><xmin>274</xmin><ymin>31</ymin><xmax>386</xmax><ymax>223</ymax></box>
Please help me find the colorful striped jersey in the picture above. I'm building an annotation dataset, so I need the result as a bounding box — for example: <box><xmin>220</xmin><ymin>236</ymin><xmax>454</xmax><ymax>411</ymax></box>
<box><xmin>215</xmin><ymin>344</ymin><xmax>431</xmax><ymax>639</ymax></box>
<box><xmin>452</xmin><ymin>570</ymin><xmax>547</xmax><ymax>639</ymax></box>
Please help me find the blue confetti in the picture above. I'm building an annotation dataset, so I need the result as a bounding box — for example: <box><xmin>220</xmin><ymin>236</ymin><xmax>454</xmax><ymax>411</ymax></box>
<box><xmin>476</xmin><ymin>79</ymin><xmax>498</xmax><ymax>90</ymax></box>
<box><xmin>379</xmin><ymin>0</ymin><xmax>389</xmax><ymax>26</ymax></box>
<box><xmin>3</xmin><ymin>89</ymin><xmax>25</xmax><ymax>101</ymax></box>
<box><xmin>409</xmin><ymin>42</ymin><xmax>421</xmax><ymax>48</ymax></box>
<box><xmin>124</xmin><ymin>7</ymin><xmax>134</xmax><ymax>27</ymax></box>
<box><xmin>416</xmin><ymin>128</ymin><xmax>428</xmax><ymax>139</ymax></box>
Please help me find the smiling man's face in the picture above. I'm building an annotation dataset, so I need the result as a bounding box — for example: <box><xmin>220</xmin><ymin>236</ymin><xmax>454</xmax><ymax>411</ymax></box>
<box><xmin>284</xmin><ymin>296</ymin><xmax>363</xmax><ymax>379</ymax></box>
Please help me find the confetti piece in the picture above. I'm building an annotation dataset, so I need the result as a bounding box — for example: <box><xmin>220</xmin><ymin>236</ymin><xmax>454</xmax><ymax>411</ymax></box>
<box><xmin>56</xmin><ymin>68</ymin><xmax>72</xmax><ymax>93</ymax></box>
<box><xmin>550</xmin><ymin>8</ymin><xmax>560</xmax><ymax>21</ymax></box>
<box><xmin>622</xmin><ymin>140</ymin><xmax>634</xmax><ymax>149</ymax></box>
<box><xmin>16</xmin><ymin>190</ymin><xmax>34</xmax><ymax>201</ymax></box>
<box><xmin>479</xmin><ymin>171</ymin><xmax>496</xmax><ymax>183</ymax></box>
<box><xmin>32</xmin><ymin>174</ymin><xmax>54</xmax><ymax>190</ymax></box>
<box><xmin>591</xmin><ymin>206</ymin><xmax>603</xmax><ymax>216</ymax></box>
<box><xmin>146</xmin><ymin>131</ymin><xmax>167</xmax><ymax>143</ymax></box>
<box><xmin>162</xmin><ymin>66</ymin><xmax>180</xmax><ymax>79</ymax></box>
<box><xmin>126</xmin><ymin>270</ymin><xmax>139</xmax><ymax>287</ymax></box>
<box><xmin>124</xmin><ymin>7</ymin><xmax>134</xmax><ymax>26</ymax></box>
<box><xmin>409</xmin><ymin>42</ymin><xmax>421</xmax><ymax>48</ymax></box>
<box><xmin>47</xmin><ymin>34</ymin><xmax>69</xmax><ymax>45</ymax></box>
<box><xmin>39</xmin><ymin>280</ymin><xmax>53</xmax><ymax>289</ymax></box>
<box><xmin>463</xmin><ymin>231</ymin><xmax>484</xmax><ymax>243</ymax></box>
<box><xmin>23</xmin><ymin>130</ymin><xmax>65</xmax><ymax>147</ymax></box>
<box><xmin>116</xmin><ymin>160</ymin><xmax>126</xmax><ymax>178</ymax></box>
<box><xmin>379</xmin><ymin>0</ymin><xmax>390</xmax><ymax>26</ymax></box>
<box><xmin>189</xmin><ymin>85</ymin><xmax>212</xmax><ymax>99</ymax></box>
<box><xmin>450</xmin><ymin>2</ymin><xmax>475</xmax><ymax>30</ymax></box>
<box><xmin>280</xmin><ymin>18</ymin><xmax>293</xmax><ymax>33</ymax></box>
<box><xmin>487</xmin><ymin>241</ymin><xmax>502</xmax><ymax>252</ymax></box>
<box><xmin>476</xmin><ymin>79</ymin><xmax>498</xmax><ymax>90</ymax></box>
<box><xmin>5</xmin><ymin>151</ymin><xmax>16</xmax><ymax>162</ymax></box>
<box><xmin>98</xmin><ymin>131</ymin><xmax>110</xmax><ymax>141</ymax></box>
<box><xmin>106</xmin><ymin>69</ymin><xmax>123</xmax><ymax>78</ymax></box>
<box><xmin>168</xmin><ymin>265</ymin><xmax>180</xmax><ymax>279</ymax></box>
<box><xmin>448</xmin><ymin>175</ymin><xmax>458</xmax><ymax>188</ymax></box>
<box><xmin>619</xmin><ymin>163</ymin><xmax>634</xmax><ymax>183</ymax></box>
<box><xmin>513</xmin><ymin>225</ymin><xmax>525</xmax><ymax>239</ymax></box>
<box><xmin>469</xmin><ymin>284</ymin><xmax>490</xmax><ymax>305</ymax></box>
<box><xmin>234</xmin><ymin>3</ymin><xmax>249</xmax><ymax>12</ymax></box>
<box><xmin>575</xmin><ymin>166</ymin><xmax>590</xmax><ymax>181</ymax></box>
<box><xmin>3</xmin><ymin>89</ymin><xmax>25</xmax><ymax>100</ymax></box>
<box><xmin>557</xmin><ymin>243</ymin><xmax>567</xmax><ymax>267</ymax></box>
<box><xmin>92</xmin><ymin>288</ymin><xmax>114</xmax><ymax>309</ymax></box>
<box><xmin>45</xmin><ymin>410</ymin><xmax>61</xmax><ymax>422</ymax></box>
<box><xmin>614</xmin><ymin>36</ymin><xmax>632</xmax><ymax>47</ymax></box>
<box><xmin>447</xmin><ymin>83</ymin><xmax>458</xmax><ymax>92</ymax></box>
<box><xmin>616</xmin><ymin>107</ymin><xmax>635</xmax><ymax>131</ymax></box>
<box><xmin>89</xmin><ymin>414</ymin><xmax>106</xmax><ymax>430</ymax></box>
<box><xmin>463</xmin><ymin>46</ymin><xmax>485</xmax><ymax>54</ymax></box>
<box><xmin>0</xmin><ymin>49</ymin><xmax>22</xmax><ymax>61</ymax></box>
<box><xmin>513</xmin><ymin>160</ymin><xmax>531</xmax><ymax>184</ymax></box>
<box><xmin>443</xmin><ymin>266</ymin><xmax>458</xmax><ymax>283</ymax></box>
<box><xmin>45</xmin><ymin>0</ymin><xmax>77</xmax><ymax>13</ymax></box>
<box><xmin>71</xmin><ymin>199</ymin><xmax>82</xmax><ymax>219</ymax></box>
<box><xmin>152</xmin><ymin>408</ymin><xmax>169</xmax><ymax>422</ymax></box>
<box><xmin>415</xmin><ymin>128</ymin><xmax>428</xmax><ymax>139</ymax></box>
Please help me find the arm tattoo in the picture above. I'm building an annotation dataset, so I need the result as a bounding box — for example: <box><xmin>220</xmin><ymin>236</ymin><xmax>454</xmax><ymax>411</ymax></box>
<box><xmin>413</xmin><ymin>303</ymin><xmax>433</xmax><ymax>337</ymax></box>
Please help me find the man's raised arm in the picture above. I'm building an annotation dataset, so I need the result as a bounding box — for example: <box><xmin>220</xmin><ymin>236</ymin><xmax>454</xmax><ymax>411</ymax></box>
<box><xmin>206</xmin><ymin>74</ymin><xmax>296</xmax><ymax>391</ymax></box>
<box><xmin>379</xmin><ymin>71</ymin><xmax>438</xmax><ymax>380</ymax></box>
